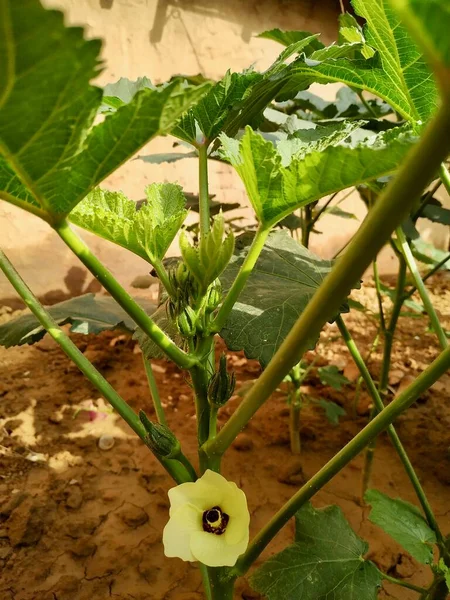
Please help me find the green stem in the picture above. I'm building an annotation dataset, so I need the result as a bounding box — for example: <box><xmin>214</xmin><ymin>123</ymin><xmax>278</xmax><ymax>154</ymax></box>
<box><xmin>55</xmin><ymin>220</ymin><xmax>196</xmax><ymax>370</ymax></box>
<box><xmin>397</xmin><ymin>227</ymin><xmax>448</xmax><ymax>351</ymax></box>
<box><xmin>289</xmin><ymin>393</ymin><xmax>301</xmax><ymax>455</ymax></box>
<box><xmin>232</xmin><ymin>344</ymin><xmax>450</xmax><ymax>576</ymax></box>
<box><xmin>379</xmin><ymin>254</ymin><xmax>407</xmax><ymax>394</ymax></box>
<box><xmin>209</xmin><ymin>406</ymin><xmax>219</xmax><ymax>441</ymax></box>
<box><xmin>199</xmin><ymin>564</ymin><xmax>213</xmax><ymax>600</ymax></box>
<box><xmin>142</xmin><ymin>356</ymin><xmax>167</xmax><ymax>426</ymax></box>
<box><xmin>301</xmin><ymin>205</ymin><xmax>312</xmax><ymax>247</ymax></box>
<box><xmin>372</xmin><ymin>260</ymin><xmax>386</xmax><ymax>333</ymax></box>
<box><xmin>404</xmin><ymin>251</ymin><xmax>450</xmax><ymax>300</ymax></box>
<box><xmin>356</xmin><ymin>90</ymin><xmax>378</xmax><ymax>118</ymax></box>
<box><xmin>438</xmin><ymin>163</ymin><xmax>450</xmax><ymax>195</ymax></box>
<box><xmin>152</xmin><ymin>259</ymin><xmax>175</xmax><ymax>299</ymax></box>
<box><xmin>199</xmin><ymin>143</ymin><xmax>210</xmax><ymax>239</ymax></box>
<box><xmin>0</xmin><ymin>249</ymin><xmax>191</xmax><ymax>485</ymax></box>
<box><xmin>380</xmin><ymin>571</ymin><xmax>428</xmax><ymax>595</ymax></box>
<box><xmin>310</xmin><ymin>192</ymin><xmax>338</xmax><ymax>228</ymax></box>
<box><xmin>211</xmin><ymin>226</ymin><xmax>269</xmax><ymax>333</ymax></box>
<box><xmin>203</xmin><ymin>101</ymin><xmax>450</xmax><ymax>459</ymax></box>
<box><xmin>336</xmin><ymin>316</ymin><xmax>443</xmax><ymax>542</ymax></box>
<box><xmin>208</xmin><ymin>568</ymin><xmax>235</xmax><ymax>600</ymax></box>
<box><xmin>177</xmin><ymin>452</ymin><xmax>198</xmax><ymax>481</ymax></box>
<box><xmin>361</xmin><ymin>404</ymin><xmax>377</xmax><ymax>499</ymax></box>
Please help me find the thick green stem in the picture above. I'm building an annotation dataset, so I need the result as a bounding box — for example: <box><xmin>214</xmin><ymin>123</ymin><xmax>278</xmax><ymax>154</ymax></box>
<box><xmin>212</xmin><ymin>226</ymin><xmax>269</xmax><ymax>333</ymax></box>
<box><xmin>143</xmin><ymin>356</ymin><xmax>167</xmax><ymax>426</ymax></box>
<box><xmin>0</xmin><ymin>249</ymin><xmax>191</xmax><ymax>485</ymax></box>
<box><xmin>152</xmin><ymin>259</ymin><xmax>175</xmax><ymax>299</ymax></box>
<box><xmin>203</xmin><ymin>101</ymin><xmax>450</xmax><ymax>459</ymax></box>
<box><xmin>199</xmin><ymin>143</ymin><xmax>210</xmax><ymax>239</ymax></box>
<box><xmin>380</xmin><ymin>571</ymin><xmax>427</xmax><ymax>595</ymax></box>
<box><xmin>379</xmin><ymin>255</ymin><xmax>407</xmax><ymax>394</ymax></box>
<box><xmin>397</xmin><ymin>227</ymin><xmax>448</xmax><ymax>351</ymax></box>
<box><xmin>336</xmin><ymin>316</ymin><xmax>443</xmax><ymax>542</ymax></box>
<box><xmin>208</xmin><ymin>568</ymin><xmax>235</xmax><ymax>600</ymax></box>
<box><xmin>232</xmin><ymin>344</ymin><xmax>450</xmax><ymax>576</ymax></box>
<box><xmin>438</xmin><ymin>163</ymin><xmax>450</xmax><ymax>195</ymax></box>
<box><xmin>55</xmin><ymin>220</ymin><xmax>196</xmax><ymax>370</ymax></box>
<box><xmin>301</xmin><ymin>205</ymin><xmax>312</xmax><ymax>247</ymax></box>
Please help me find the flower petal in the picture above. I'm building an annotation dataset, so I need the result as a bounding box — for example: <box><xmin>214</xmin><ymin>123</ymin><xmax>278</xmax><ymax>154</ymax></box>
<box><xmin>221</xmin><ymin>483</ymin><xmax>250</xmax><ymax>545</ymax></box>
<box><xmin>168</xmin><ymin>480</ymin><xmax>221</xmax><ymax>515</ymax></box>
<box><xmin>190</xmin><ymin>530</ymin><xmax>249</xmax><ymax>567</ymax></box>
<box><xmin>163</xmin><ymin>503</ymin><xmax>202</xmax><ymax>562</ymax></box>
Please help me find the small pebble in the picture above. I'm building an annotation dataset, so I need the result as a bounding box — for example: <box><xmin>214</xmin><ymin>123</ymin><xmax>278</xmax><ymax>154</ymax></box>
<box><xmin>98</xmin><ymin>435</ymin><xmax>115</xmax><ymax>450</ymax></box>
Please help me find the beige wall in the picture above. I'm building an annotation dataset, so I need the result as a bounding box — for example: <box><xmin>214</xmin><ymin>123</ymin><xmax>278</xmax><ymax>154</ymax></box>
<box><xmin>0</xmin><ymin>0</ymin><xmax>448</xmax><ymax>301</ymax></box>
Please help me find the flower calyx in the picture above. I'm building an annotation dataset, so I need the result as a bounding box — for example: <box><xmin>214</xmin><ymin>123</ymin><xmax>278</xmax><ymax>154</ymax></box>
<box><xmin>139</xmin><ymin>410</ymin><xmax>181</xmax><ymax>459</ymax></box>
<box><xmin>208</xmin><ymin>353</ymin><xmax>236</xmax><ymax>407</ymax></box>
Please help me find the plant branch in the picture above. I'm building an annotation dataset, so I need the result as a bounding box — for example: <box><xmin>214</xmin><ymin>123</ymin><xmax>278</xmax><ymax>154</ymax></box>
<box><xmin>55</xmin><ymin>220</ymin><xmax>196</xmax><ymax>370</ymax></box>
<box><xmin>380</xmin><ymin>571</ymin><xmax>428</xmax><ymax>595</ymax></box>
<box><xmin>404</xmin><ymin>251</ymin><xmax>450</xmax><ymax>299</ymax></box>
<box><xmin>397</xmin><ymin>227</ymin><xmax>448</xmax><ymax>350</ymax></box>
<box><xmin>372</xmin><ymin>260</ymin><xmax>386</xmax><ymax>333</ymax></box>
<box><xmin>211</xmin><ymin>225</ymin><xmax>269</xmax><ymax>333</ymax></box>
<box><xmin>438</xmin><ymin>163</ymin><xmax>450</xmax><ymax>195</ymax></box>
<box><xmin>232</xmin><ymin>344</ymin><xmax>450</xmax><ymax>576</ymax></box>
<box><xmin>336</xmin><ymin>316</ymin><xmax>444</xmax><ymax>543</ymax></box>
<box><xmin>0</xmin><ymin>191</ymin><xmax>50</xmax><ymax>223</ymax></box>
<box><xmin>203</xmin><ymin>101</ymin><xmax>450</xmax><ymax>459</ymax></box>
<box><xmin>143</xmin><ymin>356</ymin><xmax>167</xmax><ymax>426</ymax></box>
<box><xmin>0</xmin><ymin>248</ymin><xmax>192</xmax><ymax>485</ymax></box>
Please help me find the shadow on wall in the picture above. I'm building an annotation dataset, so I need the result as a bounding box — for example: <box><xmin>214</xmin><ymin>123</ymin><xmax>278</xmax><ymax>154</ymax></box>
<box><xmin>148</xmin><ymin>0</ymin><xmax>329</xmax><ymax>43</ymax></box>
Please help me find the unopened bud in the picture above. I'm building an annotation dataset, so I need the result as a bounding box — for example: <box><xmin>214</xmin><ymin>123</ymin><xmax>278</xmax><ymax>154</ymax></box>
<box><xmin>205</xmin><ymin>280</ymin><xmax>222</xmax><ymax>313</ymax></box>
<box><xmin>208</xmin><ymin>354</ymin><xmax>236</xmax><ymax>407</ymax></box>
<box><xmin>176</xmin><ymin>306</ymin><xmax>197</xmax><ymax>338</ymax></box>
<box><xmin>139</xmin><ymin>411</ymin><xmax>181</xmax><ymax>458</ymax></box>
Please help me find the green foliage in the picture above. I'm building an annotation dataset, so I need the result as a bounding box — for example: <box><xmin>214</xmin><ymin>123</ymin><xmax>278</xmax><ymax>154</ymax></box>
<box><xmin>172</xmin><ymin>70</ymin><xmax>260</xmax><ymax>145</ymax></box>
<box><xmin>422</xmin><ymin>203</ymin><xmax>450</xmax><ymax>225</ymax></box>
<box><xmin>134</xmin><ymin>303</ymin><xmax>181</xmax><ymax>360</ymax></box>
<box><xmin>279</xmin><ymin>0</ymin><xmax>438</xmax><ymax>124</ymax></box>
<box><xmin>318</xmin><ymin>365</ymin><xmax>351</xmax><ymax>390</ymax></box>
<box><xmin>365</xmin><ymin>489</ymin><xmax>437</xmax><ymax>563</ymax></box>
<box><xmin>0</xmin><ymin>294</ymin><xmax>156</xmax><ymax>348</ymax></box>
<box><xmin>220</xmin><ymin>231</ymin><xmax>351</xmax><ymax>367</ymax></box>
<box><xmin>136</xmin><ymin>151</ymin><xmax>198</xmax><ymax>164</ymax></box>
<box><xmin>101</xmin><ymin>77</ymin><xmax>155</xmax><ymax>111</ymax></box>
<box><xmin>257</xmin><ymin>29</ymin><xmax>324</xmax><ymax>53</ymax></box>
<box><xmin>316</xmin><ymin>399</ymin><xmax>347</xmax><ymax>424</ymax></box>
<box><xmin>250</xmin><ymin>503</ymin><xmax>381</xmax><ymax>600</ymax></box>
<box><xmin>0</xmin><ymin>0</ymin><xmax>209</xmax><ymax>222</ymax></box>
<box><xmin>180</xmin><ymin>215</ymin><xmax>234</xmax><ymax>295</ymax></box>
<box><xmin>70</xmin><ymin>185</ymin><xmax>187</xmax><ymax>265</ymax></box>
<box><xmin>220</xmin><ymin>126</ymin><xmax>415</xmax><ymax>229</ymax></box>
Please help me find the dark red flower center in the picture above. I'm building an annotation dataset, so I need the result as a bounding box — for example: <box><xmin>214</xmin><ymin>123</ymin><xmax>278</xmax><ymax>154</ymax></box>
<box><xmin>202</xmin><ymin>505</ymin><xmax>229</xmax><ymax>535</ymax></box>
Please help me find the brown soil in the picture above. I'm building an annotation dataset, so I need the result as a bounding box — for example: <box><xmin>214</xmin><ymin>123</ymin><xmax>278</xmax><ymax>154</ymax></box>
<box><xmin>0</xmin><ymin>277</ymin><xmax>449</xmax><ymax>600</ymax></box>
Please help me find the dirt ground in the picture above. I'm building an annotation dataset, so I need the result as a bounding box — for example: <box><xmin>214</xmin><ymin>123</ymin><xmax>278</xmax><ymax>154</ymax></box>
<box><xmin>0</xmin><ymin>276</ymin><xmax>449</xmax><ymax>600</ymax></box>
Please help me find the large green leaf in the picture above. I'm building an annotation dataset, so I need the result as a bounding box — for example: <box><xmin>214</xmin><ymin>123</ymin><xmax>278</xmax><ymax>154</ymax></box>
<box><xmin>0</xmin><ymin>294</ymin><xmax>156</xmax><ymax>348</ymax></box>
<box><xmin>250</xmin><ymin>503</ymin><xmax>381</xmax><ymax>600</ymax></box>
<box><xmin>257</xmin><ymin>29</ymin><xmax>324</xmax><ymax>53</ymax></box>
<box><xmin>220</xmin><ymin>126</ymin><xmax>415</xmax><ymax>228</ymax></box>
<box><xmin>172</xmin><ymin>70</ymin><xmax>260</xmax><ymax>145</ymax></box>
<box><xmin>279</xmin><ymin>0</ymin><xmax>438</xmax><ymax>124</ymax></box>
<box><xmin>365</xmin><ymin>489</ymin><xmax>437</xmax><ymax>564</ymax></box>
<box><xmin>69</xmin><ymin>184</ymin><xmax>187</xmax><ymax>264</ymax></box>
<box><xmin>220</xmin><ymin>231</ymin><xmax>350</xmax><ymax>367</ymax></box>
<box><xmin>0</xmin><ymin>0</ymin><xmax>209</xmax><ymax>221</ymax></box>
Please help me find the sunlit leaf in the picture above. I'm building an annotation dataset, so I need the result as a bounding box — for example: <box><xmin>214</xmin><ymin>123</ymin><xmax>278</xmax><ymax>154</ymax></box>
<box><xmin>318</xmin><ymin>365</ymin><xmax>351</xmax><ymax>390</ymax></box>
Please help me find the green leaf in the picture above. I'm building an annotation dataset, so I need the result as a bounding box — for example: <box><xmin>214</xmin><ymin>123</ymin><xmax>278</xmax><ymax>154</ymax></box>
<box><xmin>324</xmin><ymin>206</ymin><xmax>358</xmax><ymax>220</ymax></box>
<box><xmin>0</xmin><ymin>0</ymin><xmax>210</xmax><ymax>221</ymax></box>
<box><xmin>69</xmin><ymin>184</ymin><xmax>187</xmax><ymax>264</ymax></box>
<box><xmin>220</xmin><ymin>126</ymin><xmax>415</xmax><ymax>228</ymax></box>
<box><xmin>220</xmin><ymin>231</ymin><xmax>351</xmax><ymax>367</ymax></box>
<box><xmin>316</xmin><ymin>398</ymin><xmax>347</xmax><ymax>424</ymax></box>
<box><xmin>338</xmin><ymin>13</ymin><xmax>376</xmax><ymax>59</ymax></box>
<box><xmin>0</xmin><ymin>294</ymin><xmax>156</xmax><ymax>348</ymax></box>
<box><xmin>172</xmin><ymin>70</ymin><xmax>261</xmax><ymax>144</ymax></box>
<box><xmin>250</xmin><ymin>502</ymin><xmax>381</xmax><ymax>600</ymax></box>
<box><xmin>284</xmin><ymin>0</ymin><xmax>438</xmax><ymax>124</ymax></box>
<box><xmin>101</xmin><ymin>76</ymin><xmax>155</xmax><ymax>110</ymax></box>
<box><xmin>258</xmin><ymin>29</ymin><xmax>324</xmax><ymax>54</ymax></box>
<box><xmin>437</xmin><ymin>559</ymin><xmax>450</xmax><ymax>592</ymax></box>
<box><xmin>136</xmin><ymin>151</ymin><xmax>198</xmax><ymax>164</ymax></box>
<box><xmin>134</xmin><ymin>302</ymin><xmax>182</xmax><ymax>360</ymax></box>
<box><xmin>365</xmin><ymin>489</ymin><xmax>437</xmax><ymax>564</ymax></box>
<box><xmin>422</xmin><ymin>203</ymin><xmax>450</xmax><ymax>225</ymax></box>
<box><xmin>410</xmin><ymin>238</ymin><xmax>450</xmax><ymax>269</ymax></box>
<box><xmin>180</xmin><ymin>215</ymin><xmax>234</xmax><ymax>295</ymax></box>
<box><xmin>318</xmin><ymin>365</ymin><xmax>351</xmax><ymax>390</ymax></box>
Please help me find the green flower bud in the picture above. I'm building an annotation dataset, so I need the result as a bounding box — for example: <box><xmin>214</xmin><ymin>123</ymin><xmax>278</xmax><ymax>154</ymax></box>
<box><xmin>176</xmin><ymin>305</ymin><xmax>197</xmax><ymax>338</ymax></box>
<box><xmin>205</xmin><ymin>280</ymin><xmax>222</xmax><ymax>313</ymax></box>
<box><xmin>208</xmin><ymin>354</ymin><xmax>236</xmax><ymax>407</ymax></box>
<box><xmin>139</xmin><ymin>411</ymin><xmax>181</xmax><ymax>459</ymax></box>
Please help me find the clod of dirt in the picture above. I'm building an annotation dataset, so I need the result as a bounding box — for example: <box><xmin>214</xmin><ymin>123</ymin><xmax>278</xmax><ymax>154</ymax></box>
<box><xmin>0</xmin><ymin>546</ymin><xmax>12</xmax><ymax>559</ymax></box>
<box><xmin>394</xmin><ymin>554</ymin><xmax>416</xmax><ymax>579</ymax></box>
<box><xmin>7</xmin><ymin>499</ymin><xmax>47</xmax><ymax>547</ymax></box>
<box><xmin>65</xmin><ymin>486</ymin><xmax>83</xmax><ymax>509</ymax></box>
<box><xmin>389</xmin><ymin>369</ymin><xmax>405</xmax><ymax>385</ymax></box>
<box><xmin>98</xmin><ymin>434</ymin><xmax>115</xmax><ymax>450</ymax></box>
<box><xmin>0</xmin><ymin>491</ymin><xmax>28</xmax><ymax>521</ymax></box>
<box><xmin>277</xmin><ymin>457</ymin><xmax>306</xmax><ymax>486</ymax></box>
<box><xmin>356</xmin><ymin>392</ymin><xmax>373</xmax><ymax>416</ymax></box>
<box><xmin>48</xmin><ymin>412</ymin><xmax>63</xmax><ymax>424</ymax></box>
<box><xmin>118</xmin><ymin>503</ymin><xmax>149</xmax><ymax>528</ymax></box>
<box><xmin>233</xmin><ymin>433</ymin><xmax>254</xmax><ymax>452</ymax></box>
<box><xmin>343</xmin><ymin>362</ymin><xmax>360</xmax><ymax>382</ymax></box>
<box><xmin>71</xmin><ymin>536</ymin><xmax>97</xmax><ymax>558</ymax></box>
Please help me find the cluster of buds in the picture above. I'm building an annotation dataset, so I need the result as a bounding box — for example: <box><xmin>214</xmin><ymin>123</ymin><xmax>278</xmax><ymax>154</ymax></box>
<box><xmin>208</xmin><ymin>354</ymin><xmax>236</xmax><ymax>407</ymax></box>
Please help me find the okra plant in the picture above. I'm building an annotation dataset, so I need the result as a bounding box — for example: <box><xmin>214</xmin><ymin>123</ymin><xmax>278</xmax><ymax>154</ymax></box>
<box><xmin>1</xmin><ymin>0</ymin><xmax>450</xmax><ymax>598</ymax></box>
